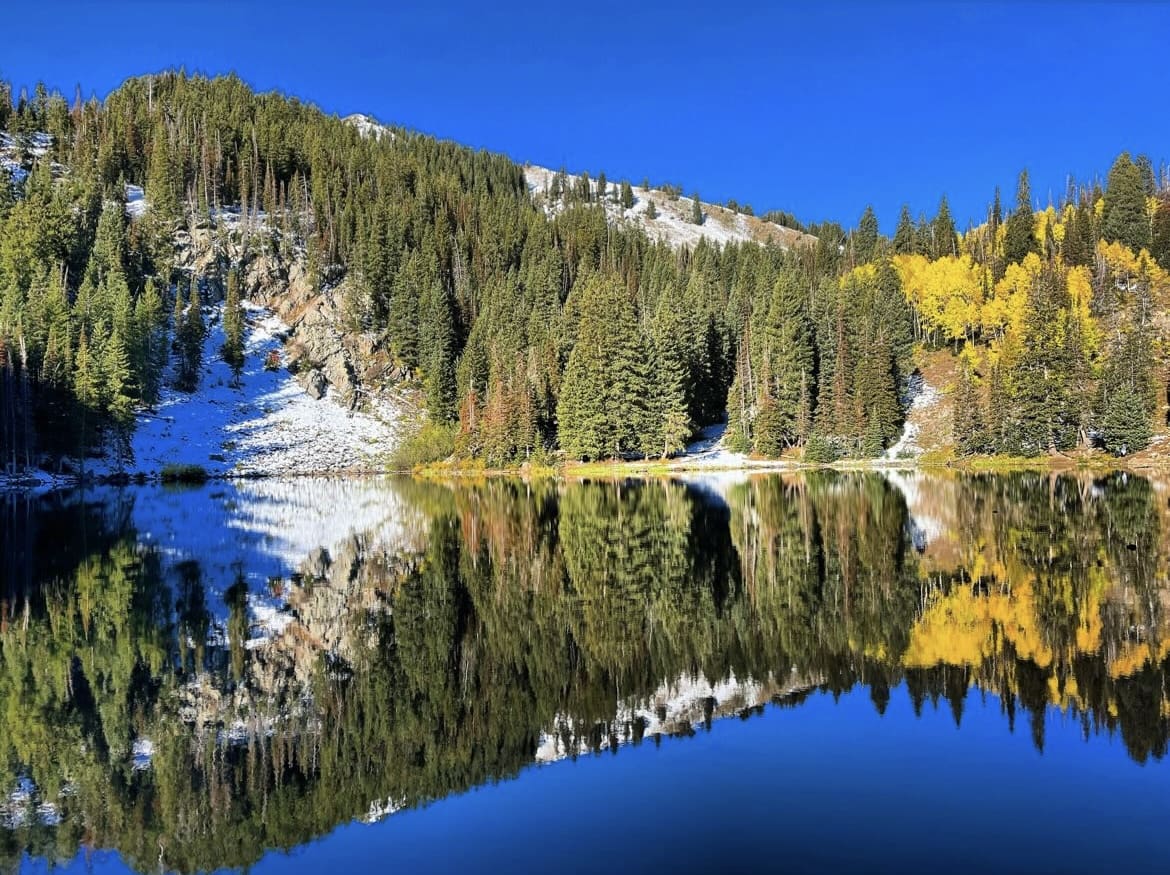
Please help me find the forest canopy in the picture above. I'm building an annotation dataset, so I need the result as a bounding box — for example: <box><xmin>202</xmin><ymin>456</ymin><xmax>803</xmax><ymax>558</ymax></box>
<box><xmin>1</xmin><ymin>72</ymin><xmax>1169</xmax><ymax>470</ymax></box>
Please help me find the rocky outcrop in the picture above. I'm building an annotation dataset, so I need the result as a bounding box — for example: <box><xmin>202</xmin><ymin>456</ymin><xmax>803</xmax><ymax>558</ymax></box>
<box><xmin>172</xmin><ymin>221</ymin><xmax>415</xmax><ymax>415</ymax></box>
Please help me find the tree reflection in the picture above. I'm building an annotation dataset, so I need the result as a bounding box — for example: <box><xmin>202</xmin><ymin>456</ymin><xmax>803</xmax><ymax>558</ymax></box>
<box><xmin>0</xmin><ymin>470</ymin><xmax>1168</xmax><ymax>872</ymax></box>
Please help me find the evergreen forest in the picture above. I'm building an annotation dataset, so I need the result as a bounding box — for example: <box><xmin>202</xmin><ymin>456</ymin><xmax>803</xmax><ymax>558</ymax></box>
<box><xmin>2</xmin><ymin>72</ymin><xmax>1170</xmax><ymax>470</ymax></box>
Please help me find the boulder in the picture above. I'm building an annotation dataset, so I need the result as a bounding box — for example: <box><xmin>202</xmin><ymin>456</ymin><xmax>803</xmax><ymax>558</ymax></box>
<box><xmin>305</xmin><ymin>369</ymin><xmax>328</xmax><ymax>400</ymax></box>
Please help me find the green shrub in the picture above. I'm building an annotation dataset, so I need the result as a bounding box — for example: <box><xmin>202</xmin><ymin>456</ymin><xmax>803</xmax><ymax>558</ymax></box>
<box><xmin>802</xmin><ymin>434</ymin><xmax>840</xmax><ymax>464</ymax></box>
<box><xmin>160</xmin><ymin>463</ymin><xmax>209</xmax><ymax>484</ymax></box>
<box><xmin>390</xmin><ymin>421</ymin><xmax>456</xmax><ymax>470</ymax></box>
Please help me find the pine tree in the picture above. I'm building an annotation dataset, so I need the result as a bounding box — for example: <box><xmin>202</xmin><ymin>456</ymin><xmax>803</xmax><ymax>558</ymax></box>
<box><xmin>853</xmin><ymin>205</ymin><xmax>880</xmax><ymax>263</ymax></box>
<box><xmin>1102</xmin><ymin>152</ymin><xmax>1152</xmax><ymax>252</ymax></box>
<box><xmin>651</xmin><ymin>290</ymin><xmax>694</xmax><ymax>457</ymax></box>
<box><xmin>557</xmin><ymin>274</ymin><xmax>653</xmax><ymax>460</ymax></box>
<box><xmin>1003</xmin><ymin>170</ymin><xmax>1038</xmax><ymax>264</ymax></box>
<box><xmin>145</xmin><ymin>119</ymin><xmax>181</xmax><ymax>227</ymax></box>
<box><xmin>691</xmin><ymin>193</ymin><xmax>703</xmax><ymax>225</ymax></box>
<box><xmin>134</xmin><ymin>278</ymin><xmax>167</xmax><ymax>405</ymax></box>
<box><xmin>620</xmin><ymin>180</ymin><xmax>634</xmax><ymax>210</ymax></box>
<box><xmin>893</xmin><ymin>205</ymin><xmax>916</xmax><ymax>254</ymax></box>
<box><xmin>751</xmin><ymin>271</ymin><xmax>815</xmax><ymax>453</ymax></box>
<box><xmin>175</xmin><ymin>282</ymin><xmax>205</xmax><ymax>392</ymax></box>
<box><xmin>1006</xmin><ymin>266</ymin><xmax>1077</xmax><ymax>454</ymax></box>
<box><xmin>645</xmin><ymin>199</ymin><xmax>658</xmax><ymax>220</ymax></box>
<box><xmin>932</xmin><ymin>196</ymin><xmax>956</xmax><ymax>258</ymax></box>
<box><xmin>952</xmin><ymin>364</ymin><xmax>985</xmax><ymax>455</ymax></box>
<box><xmin>990</xmin><ymin>186</ymin><xmax>1003</xmax><ymax>234</ymax></box>
<box><xmin>1152</xmin><ymin>195</ymin><xmax>1170</xmax><ymax>270</ymax></box>
<box><xmin>1099</xmin><ymin>312</ymin><xmax>1155</xmax><ymax>455</ymax></box>
<box><xmin>73</xmin><ymin>328</ymin><xmax>100</xmax><ymax>461</ymax></box>
<box><xmin>419</xmin><ymin>278</ymin><xmax>457</xmax><ymax>421</ymax></box>
<box><xmin>221</xmin><ymin>269</ymin><xmax>245</xmax><ymax>386</ymax></box>
<box><xmin>102</xmin><ymin>325</ymin><xmax>135</xmax><ymax>467</ymax></box>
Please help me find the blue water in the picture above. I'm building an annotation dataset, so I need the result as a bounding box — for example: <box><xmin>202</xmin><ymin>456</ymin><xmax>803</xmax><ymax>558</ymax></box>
<box><xmin>6</xmin><ymin>473</ymin><xmax>1170</xmax><ymax>874</ymax></box>
<box><xmin>29</xmin><ymin>684</ymin><xmax>1165</xmax><ymax>875</ymax></box>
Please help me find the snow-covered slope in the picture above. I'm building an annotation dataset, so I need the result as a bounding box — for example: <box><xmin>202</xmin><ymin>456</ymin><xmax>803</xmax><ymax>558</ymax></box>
<box><xmin>108</xmin><ymin>301</ymin><xmax>403</xmax><ymax>477</ymax></box>
<box><xmin>535</xmin><ymin>668</ymin><xmax>816</xmax><ymax>763</ymax></box>
<box><xmin>524</xmin><ymin>165</ymin><xmax>815</xmax><ymax>251</ymax></box>
<box><xmin>338</xmin><ymin>113</ymin><xmax>812</xmax><ymax>251</ymax></box>
<box><xmin>0</xmin><ymin>131</ymin><xmax>52</xmax><ymax>186</ymax></box>
<box><xmin>344</xmin><ymin>113</ymin><xmax>395</xmax><ymax>141</ymax></box>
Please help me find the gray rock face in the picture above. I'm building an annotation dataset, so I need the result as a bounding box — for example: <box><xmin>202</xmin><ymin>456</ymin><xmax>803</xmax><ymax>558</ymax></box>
<box><xmin>305</xmin><ymin>369</ymin><xmax>328</xmax><ymax>400</ymax></box>
<box><xmin>170</xmin><ymin>219</ymin><xmax>419</xmax><ymax>416</ymax></box>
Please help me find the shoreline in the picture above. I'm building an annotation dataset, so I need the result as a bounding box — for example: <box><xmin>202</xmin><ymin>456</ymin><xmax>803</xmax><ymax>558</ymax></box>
<box><xmin>1</xmin><ymin>448</ymin><xmax>1154</xmax><ymax>495</ymax></box>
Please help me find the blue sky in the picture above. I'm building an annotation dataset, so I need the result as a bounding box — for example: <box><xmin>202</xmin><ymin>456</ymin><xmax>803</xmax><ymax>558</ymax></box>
<box><xmin>3</xmin><ymin>1</ymin><xmax>1168</xmax><ymax>230</ymax></box>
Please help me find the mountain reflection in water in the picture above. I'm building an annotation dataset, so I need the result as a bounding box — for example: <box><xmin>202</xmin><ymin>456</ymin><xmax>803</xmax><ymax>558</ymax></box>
<box><xmin>1</xmin><ymin>471</ymin><xmax>1168</xmax><ymax>873</ymax></box>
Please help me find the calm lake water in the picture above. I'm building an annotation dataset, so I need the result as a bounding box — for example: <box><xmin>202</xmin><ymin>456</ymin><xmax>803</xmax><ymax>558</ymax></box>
<box><xmin>2</xmin><ymin>471</ymin><xmax>1169</xmax><ymax>874</ymax></box>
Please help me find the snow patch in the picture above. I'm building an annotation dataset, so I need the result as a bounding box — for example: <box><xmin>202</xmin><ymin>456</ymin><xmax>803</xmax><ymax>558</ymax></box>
<box><xmin>363</xmin><ymin>796</ymin><xmax>406</xmax><ymax>824</ymax></box>
<box><xmin>131</xmin><ymin>738</ymin><xmax>155</xmax><ymax>771</ymax></box>
<box><xmin>1</xmin><ymin>777</ymin><xmax>61</xmax><ymax>829</ymax></box>
<box><xmin>884</xmin><ymin>470</ymin><xmax>945</xmax><ymax>549</ymax></box>
<box><xmin>535</xmin><ymin>670</ymin><xmax>787</xmax><ymax>764</ymax></box>
<box><xmin>676</xmin><ymin>422</ymin><xmax>750</xmax><ymax>469</ymax></box>
<box><xmin>886</xmin><ymin>374</ymin><xmax>940</xmax><ymax>460</ymax></box>
<box><xmin>525</xmin><ymin>165</ymin><xmax>812</xmax><ymax>251</ymax></box>
<box><xmin>344</xmin><ymin>114</ymin><xmax>395</xmax><ymax>142</ymax></box>
<box><xmin>247</xmin><ymin>596</ymin><xmax>294</xmax><ymax>649</ymax></box>
<box><xmin>106</xmin><ymin>301</ymin><xmax>402</xmax><ymax>478</ymax></box>
<box><xmin>124</xmin><ymin>183</ymin><xmax>147</xmax><ymax>218</ymax></box>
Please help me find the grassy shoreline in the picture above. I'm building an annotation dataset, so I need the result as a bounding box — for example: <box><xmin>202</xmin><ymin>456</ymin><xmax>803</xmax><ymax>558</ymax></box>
<box><xmin>2</xmin><ymin>449</ymin><xmax>1152</xmax><ymax>494</ymax></box>
<box><xmin>414</xmin><ymin>449</ymin><xmax>1151</xmax><ymax>480</ymax></box>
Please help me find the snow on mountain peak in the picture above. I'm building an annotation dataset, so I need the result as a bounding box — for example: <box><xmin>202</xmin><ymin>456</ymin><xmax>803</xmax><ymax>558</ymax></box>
<box><xmin>523</xmin><ymin>165</ymin><xmax>814</xmax><ymax>251</ymax></box>
<box><xmin>343</xmin><ymin>113</ymin><xmax>395</xmax><ymax>141</ymax></box>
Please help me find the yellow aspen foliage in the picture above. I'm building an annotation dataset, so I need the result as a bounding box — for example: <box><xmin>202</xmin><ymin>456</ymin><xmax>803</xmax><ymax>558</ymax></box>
<box><xmin>1094</xmin><ymin>239</ymin><xmax>1170</xmax><ymax>301</ymax></box>
<box><xmin>1035</xmin><ymin>206</ymin><xmax>1055</xmax><ymax>247</ymax></box>
<box><xmin>1048</xmin><ymin>205</ymin><xmax>1065</xmax><ymax>244</ymax></box>
<box><xmin>839</xmin><ymin>262</ymin><xmax>877</xmax><ymax>288</ymax></box>
<box><xmin>1065</xmin><ymin>266</ymin><xmax>1100</xmax><ymax>359</ymax></box>
<box><xmin>892</xmin><ymin>253</ymin><xmax>984</xmax><ymax>343</ymax></box>
<box><xmin>903</xmin><ymin>578</ymin><xmax>1055</xmax><ymax>670</ymax></box>
<box><xmin>1094</xmin><ymin>196</ymin><xmax>1105</xmax><ymax>219</ymax></box>
<box><xmin>983</xmin><ymin>251</ymin><xmax>1041</xmax><ymax>338</ymax></box>
<box><xmin>993</xmin><ymin>219</ymin><xmax>1007</xmax><ymax>257</ymax></box>
<box><xmin>1110</xmin><ymin>638</ymin><xmax>1170</xmax><ymax>679</ymax></box>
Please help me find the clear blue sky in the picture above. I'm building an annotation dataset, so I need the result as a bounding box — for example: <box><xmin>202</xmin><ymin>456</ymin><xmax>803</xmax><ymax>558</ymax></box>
<box><xmin>3</xmin><ymin>1</ymin><xmax>1168</xmax><ymax>231</ymax></box>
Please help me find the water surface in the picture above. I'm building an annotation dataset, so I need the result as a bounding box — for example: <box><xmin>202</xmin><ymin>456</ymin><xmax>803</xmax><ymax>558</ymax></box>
<box><xmin>2</xmin><ymin>471</ymin><xmax>1168</xmax><ymax>873</ymax></box>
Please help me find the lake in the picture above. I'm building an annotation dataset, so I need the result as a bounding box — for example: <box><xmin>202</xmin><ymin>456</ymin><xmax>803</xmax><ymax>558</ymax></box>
<box><xmin>2</xmin><ymin>471</ymin><xmax>1168</xmax><ymax>874</ymax></box>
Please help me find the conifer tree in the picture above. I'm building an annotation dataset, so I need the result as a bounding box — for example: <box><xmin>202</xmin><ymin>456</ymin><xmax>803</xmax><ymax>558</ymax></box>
<box><xmin>558</xmin><ymin>274</ymin><xmax>653</xmax><ymax>459</ymax></box>
<box><xmin>1004</xmin><ymin>170</ymin><xmax>1038</xmax><ymax>264</ymax></box>
<box><xmin>221</xmin><ymin>269</ymin><xmax>245</xmax><ymax>386</ymax></box>
<box><xmin>1152</xmin><ymin>195</ymin><xmax>1170</xmax><ymax>270</ymax></box>
<box><xmin>1099</xmin><ymin>311</ymin><xmax>1155</xmax><ymax>455</ymax></box>
<box><xmin>175</xmin><ymin>282</ymin><xmax>205</xmax><ymax>392</ymax></box>
<box><xmin>893</xmin><ymin>205</ymin><xmax>916</xmax><ymax>254</ymax></box>
<box><xmin>134</xmin><ymin>278</ymin><xmax>167</xmax><ymax>405</ymax></box>
<box><xmin>952</xmin><ymin>365</ymin><xmax>985</xmax><ymax>455</ymax></box>
<box><xmin>419</xmin><ymin>279</ymin><xmax>457</xmax><ymax>421</ymax></box>
<box><xmin>102</xmin><ymin>325</ymin><xmax>135</xmax><ymax>467</ymax></box>
<box><xmin>932</xmin><ymin>196</ymin><xmax>956</xmax><ymax>258</ymax></box>
<box><xmin>1006</xmin><ymin>266</ymin><xmax>1077</xmax><ymax>453</ymax></box>
<box><xmin>73</xmin><ymin>328</ymin><xmax>99</xmax><ymax>460</ymax></box>
<box><xmin>691</xmin><ymin>193</ymin><xmax>703</xmax><ymax>225</ymax></box>
<box><xmin>645</xmin><ymin>199</ymin><xmax>658</xmax><ymax>220</ymax></box>
<box><xmin>1102</xmin><ymin>152</ymin><xmax>1152</xmax><ymax>253</ymax></box>
<box><xmin>751</xmin><ymin>271</ymin><xmax>815</xmax><ymax>453</ymax></box>
<box><xmin>651</xmin><ymin>296</ymin><xmax>692</xmax><ymax>457</ymax></box>
<box><xmin>853</xmin><ymin>205</ymin><xmax>880</xmax><ymax>264</ymax></box>
<box><xmin>620</xmin><ymin>180</ymin><xmax>634</xmax><ymax>210</ymax></box>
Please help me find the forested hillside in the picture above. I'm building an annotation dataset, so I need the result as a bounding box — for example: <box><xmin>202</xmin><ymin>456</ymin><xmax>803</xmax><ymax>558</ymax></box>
<box><xmin>1</xmin><ymin>71</ymin><xmax>1169</xmax><ymax>474</ymax></box>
